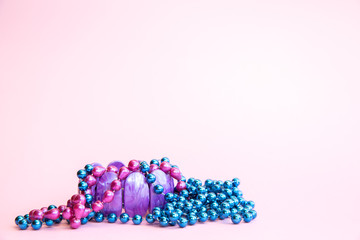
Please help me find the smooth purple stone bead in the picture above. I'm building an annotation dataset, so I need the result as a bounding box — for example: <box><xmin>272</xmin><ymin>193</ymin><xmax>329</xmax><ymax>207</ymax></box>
<box><xmin>149</xmin><ymin>170</ymin><xmax>174</xmax><ymax>211</ymax></box>
<box><xmin>124</xmin><ymin>172</ymin><xmax>149</xmax><ymax>217</ymax></box>
<box><xmin>95</xmin><ymin>172</ymin><xmax>122</xmax><ymax>216</ymax></box>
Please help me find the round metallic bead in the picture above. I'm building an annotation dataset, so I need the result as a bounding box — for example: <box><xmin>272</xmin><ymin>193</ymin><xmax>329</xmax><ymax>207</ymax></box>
<box><xmin>231</xmin><ymin>213</ymin><xmax>242</xmax><ymax>224</ymax></box>
<box><xmin>161</xmin><ymin>157</ymin><xmax>170</xmax><ymax>163</ymax></box>
<box><xmin>154</xmin><ymin>184</ymin><xmax>164</xmax><ymax>194</ymax></box>
<box><xmin>246</xmin><ymin>200</ymin><xmax>255</xmax><ymax>208</ymax></box>
<box><xmin>207</xmin><ymin>209</ymin><xmax>218</xmax><ymax>221</ymax></box>
<box><xmin>77</xmin><ymin>169</ymin><xmax>87</xmax><ymax>179</ymax></box>
<box><xmin>180</xmin><ymin>175</ymin><xmax>186</xmax><ymax>182</ymax></box>
<box><xmin>232</xmin><ymin>178</ymin><xmax>240</xmax><ymax>187</ymax></box>
<box><xmin>223</xmin><ymin>189</ymin><xmax>233</xmax><ymax>197</ymax></box>
<box><xmin>85</xmin><ymin>194</ymin><xmax>93</xmax><ymax>204</ymax></box>
<box><xmin>15</xmin><ymin>215</ymin><xmax>24</xmax><ymax>225</ymax></box>
<box><xmin>193</xmin><ymin>179</ymin><xmax>202</xmax><ymax>187</ymax></box>
<box><xmin>212</xmin><ymin>184</ymin><xmax>221</xmax><ymax>193</ymax></box>
<box><xmin>223</xmin><ymin>180</ymin><xmax>233</xmax><ymax>189</ymax></box>
<box><xmin>132</xmin><ymin>215</ymin><xmax>142</xmax><ymax>225</ymax></box>
<box><xmin>178</xmin><ymin>196</ymin><xmax>186</xmax><ymax>203</ymax></box>
<box><xmin>146</xmin><ymin>173</ymin><xmax>156</xmax><ymax>184</ymax></box>
<box><xmin>24</xmin><ymin>214</ymin><xmax>31</xmax><ymax>224</ymax></box>
<box><xmin>197</xmin><ymin>194</ymin><xmax>206</xmax><ymax>203</ymax></box>
<box><xmin>219</xmin><ymin>209</ymin><xmax>231</xmax><ymax>219</ymax></box>
<box><xmin>152</xmin><ymin>209</ymin><xmax>161</xmax><ymax>219</ymax></box>
<box><xmin>169</xmin><ymin>211</ymin><xmax>179</xmax><ymax>222</ymax></box>
<box><xmin>187</xmin><ymin>215</ymin><xmax>197</xmax><ymax>225</ymax></box>
<box><xmin>140</xmin><ymin>163</ymin><xmax>150</xmax><ymax>173</ymax></box>
<box><xmin>159</xmin><ymin>216</ymin><xmax>169</xmax><ymax>227</ymax></box>
<box><xmin>210</xmin><ymin>202</ymin><xmax>219</xmax><ymax>210</ymax></box>
<box><xmin>169</xmin><ymin>220</ymin><xmax>177</xmax><ymax>226</ymax></box>
<box><xmin>175</xmin><ymin>202</ymin><xmax>185</xmax><ymax>210</ymax></box>
<box><xmin>87</xmin><ymin>211</ymin><xmax>95</xmax><ymax>219</ymax></box>
<box><xmin>205</xmin><ymin>179</ymin><xmax>214</xmax><ymax>187</ymax></box>
<box><xmin>107</xmin><ymin>213</ymin><xmax>117</xmax><ymax>223</ymax></box>
<box><xmin>119</xmin><ymin>213</ymin><xmax>130</xmax><ymax>223</ymax></box>
<box><xmin>217</xmin><ymin>193</ymin><xmax>227</xmax><ymax>202</ymax></box>
<box><xmin>94</xmin><ymin>212</ymin><xmax>104</xmax><ymax>222</ymax></box>
<box><xmin>230</xmin><ymin>208</ymin><xmax>238</xmax><ymax>216</ymax></box>
<box><xmin>243</xmin><ymin>212</ymin><xmax>253</xmax><ymax>223</ymax></box>
<box><xmin>225</xmin><ymin>199</ymin><xmax>235</xmax><ymax>208</ymax></box>
<box><xmin>249</xmin><ymin>210</ymin><xmax>257</xmax><ymax>219</ymax></box>
<box><xmin>31</xmin><ymin>219</ymin><xmax>42</xmax><ymax>230</ymax></box>
<box><xmin>180</xmin><ymin>190</ymin><xmax>189</xmax><ymax>198</ymax></box>
<box><xmin>78</xmin><ymin>181</ymin><xmax>88</xmax><ymax>191</ymax></box>
<box><xmin>146</xmin><ymin>214</ymin><xmax>155</xmax><ymax>223</ymax></box>
<box><xmin>165</xmin><ymin>192</ymin><xmax>174</xmax><ymax>202</ymax></box>
<box><xmin>84</xmin><ymin>164</ymin><xmax>94</xmax><ymax>174</ymax></box>
<box><xmin>150</xmin><ymin>159</ymin><xmax>160</xmax><ymax>166</ymax></box>
<box><xmin>206</xmin><ymin>192</ymin><xmax>217</xmax><ymax>202</ymax></box>
<box><xmin>80</xmin><ymin>217</ymin><xmax>88</xmax><ymax>225</ymax></box>
<box><xmin>47</xmin><ymin>205</ymin><xmax>57</xmax><ymax>210</ymax></box>
<box><xmin>164</xmin><ymin>204</ymin><xmax>174</xmax><ymax>215</ymax></box>
<box><xmin>18</xmin><ymin>219</ymin><xmax>28</xmax><ymax>230</ymax></box>
<box><xmin>45</xmin><ymin>219</ymin><xmax>54</xmax><ymax>226</ymax></box>
<box><xmin>54</xmin><ymin>216</ymin><xmax>62</xmax><ymax>224</ymax></box>
<box><xmin>187</xmin><ymin>177</ymin><xmax>195</xmax><ymax>185</ymax></box>
<box><xmin>178</xmin><ymin>217</ymin><xmax>188</xmax><ymax>228</ymax></box>
<box><xmin>198</xmin><ymin>212</ymin><xmax>208</xmax><ymax>222</ymax></box>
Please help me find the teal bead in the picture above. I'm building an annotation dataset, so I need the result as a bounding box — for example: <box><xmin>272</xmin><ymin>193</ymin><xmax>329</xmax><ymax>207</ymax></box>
<box><xmin>178</xmin><ymin>217</ymin><xmax>188</xmax><ymax>228</ymax></box>
<box><xmin>161</xmin><ymin>157</ymin><xmax>170</xmax><ymax>163</ymax></box>
<box><xmin>24</xmin><ymin>214</ymin><xmax>31</xmax><ymax>224</ymax></box>
<box><xmin>217</xmin><ymin>193</ymin><xmax>226</xmax><ymax>201</ymax></box>
<box><xmin>54</xmin><ymin>216</ymin><xmax>62</xmax><ymax>224</ymax></box>
<box><xmin>85</xmin><ymin>194</ymin><xmax>93</xmax><ymax>203</ymax></box>
<box><xmin>198</xmin><ymin>212</ymin><xmax>208</xmax><ymax>222</ymax></box>
<box><xmin>187</xmin><ymin>177</ymin><xmax>195</xmax><ymax>185</ymax></box>
<box><xmin>243</xmin><ymin>212</ymin><xmax>253</xmax><ymax>223</ymax></box>
<box><xmin>180</xmin><ymin>190</ymin><xmax>189</xmax><ymax>198</ymax></box>
<box><xmin>31</xmin><ymin>219</ymin><xmax>42</xmax><ymax>230</ymax></box>
<box><xmin>205</xmin><ymin>179</ymin><xmax>214</xmax><ymax>187</ymax></box>
<box><xmin>78</xmin><ymin>181</ymin><xmax>88</xmax><ymax>191</ymax></box>
<box><xmin>18</xmin><ymin>219</ymin><xmax>28</xmax><ymax>230</ymax></box>
<box><xmin>193</xmin><ymin>179</ymin><xmax>202</xmax><ymax>187</ymax></box>
<box><xmin>15</xmin><ymin>215</ymin><xmax>24</xmax><ymax>225</ymax></box>
<box><xmin>120</xmin><ymin>213</ymin><xmax>130</xmax><ymax>223</ymax></box>
<box><xmin>150</xmin><ymin>159</ymin><xmax>160</xmax><ymax>166</ymax></box>
<box><xmin>77</xmin><ymin>169</ymin><xmax>87</xmax><ymax>179</ymax></box>
<box><xmin>47</xmin><ymin>205</ymin><xmax>57</xmax><ymax>210</ymax></box>
<box><xmin>193</xmin><ymin>200</ymin><xmax>202</xmax><ymax>209</ymax></box>
<box><xmin>107</xmin><ymin>213</ymin><xmax>117</xmax><ymax>223</ymax></box>
<box><xmin>146</xmin><ymin>173</ymin><xmax>156</xmax><ymax>184</ymax></box>
<box><xmin>223</xmin><ymin>189</ymin><xmax>232</xmax><ymax>197</ymax></box>
<box><xmin>95</xmin><ymin>212</ymin><xmax>104</xmax><ymax>222</ymax></box>
<box><xmin>154</xmin><ymin>184</ymin><xmax>164</xmax><ymax>194</ymax></box>
<box><xmin>175</xmin><ymin>202</ymin><xmax>184</xmax><ymax>210</ymax></box>
<box><xmin>210</xmin><ymin>202</ymin><xmax>219</xmax><ymax>210</ymax></box>
<box><xmin>169</xmin><ymin>220</ymin><xmax>177</xmax><ymax>226</ymax></box>
<box><xmin>181</xmin><ymin>175</ymin><xmax>186</xmax><ymax>182</ymax></box>
<box><xmin>81</xmin><ymin>218</ymin><xmax>88</xmax><ymax>225</ymax></box>
<box><xmin>164</xmin><ymin>204</ymin><xmax>174</xmax><ymax>215</ymax></box>
<box><xmin>87</xmin><ymin>211</ymin><xmax>95</xmax><ymax>219</ymax></box>
<box><xmin>249</xmin><ymin>210</ymin><xmax>257</xmax><ymax>219</ymax></box>
<box><xmin>231</xmin><ymin>213</ymin><xmax>242</xmax><ymax>224</ymax></box>
<box><xmin>219</xmin><ymin>209</ymin><xmax>231</xmax><ymax>219</ymax></box>
<box><xmin>223</xmin><ymin>180</ymin><xmax>233</xmax><ymax>189</ymax></box>
<box><xmin>45</xmin><ymin>219</ymin><xmax>54</xmax><ymax>226</ymax></box>
<box><xmin>197</xmin><ymin>194</ymin><xmax>206</xmax><ymax>203</ymax></box>
<box><xmin>212</xmin><ymin>184</ymin><xmax>221</xmax><ymax>193</ymax></box>
<box><xmin>169</xmin><ymin>212</ymin><xmax>179</xmax><ymax>222</ymax></box>
<box><xmin>152</xmin><ymin>209</ymin><xmax>161</xmax><ymax>219</ymax></box>
<box><xmin>140</xmin><ymin>163</ymin><xmax>150</xmax><ymax>173</ymax></box>
<box><xmin>84</xmin><ymin>164</ymin><xmax>94</xmax><ymax>174</ymax></box>
<box><xmin>232</xmin><ymin>178</ymin><xmax>240</xmax><ymax>187</ymax></box>
<box><xmin>178</xmin><ymin>196</ymin><xmax>186</xmax><ymax>203</ymax></box>
<box><xmin>207</xmin><ymin>192</ymin><xmax>216</xmax><ymax>202</ymax></box>
<box><xmin>132</xmin><ymin>215</ymin><xmax>142</xmax><ymax>225</ymax></box>
<box><xmin>146</xmin><ymin>214</ymin><xmax>155</xmax><ymax>223</ymax></box>
<box><xmin>165</xmin><ymin>192</ymin><xmax>174</xmax><ymax>202</ymax></box>
<box><xmin>159</xmin><ymin>217</ymin><xmax>169</xmax><ymax>227</ymax></box>
<box><xmin>246</xmin><ymin>200</ymin><xmax>255</xmax><ymax>208</ymax></box>
<box><xmin>225</xmin><ymin>199</ymin><xmax>235</xmax><ymax>208</ymax></box>
<box><xmin>208</xmin><ymin>209</ymin><xmax>218</xmax><ymax>221</ymax></box>
<box><xmin>187</xmin><ymin>215</ymin><xmax>197</xmax><ymax>225</ymax></box>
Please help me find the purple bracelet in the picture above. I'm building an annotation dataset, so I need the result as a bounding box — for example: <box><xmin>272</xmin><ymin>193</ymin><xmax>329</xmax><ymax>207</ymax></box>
<box><xmin>14</xmin><ymin>157</ymin><xmax>257</xmax><ymax>230</ymax></box>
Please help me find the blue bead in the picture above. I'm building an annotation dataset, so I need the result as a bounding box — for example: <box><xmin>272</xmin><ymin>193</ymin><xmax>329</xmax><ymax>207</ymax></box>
<box><xmin>150</xmin><ymin>159</ymin><xmax>160</xmax><ymax>166</ymax></box>
<box><xmin>212</xmin><ymin>184</ymin><xmax>221</xmax><ymax>193</ymax></box>
<box><xmin>140</xmin><ymin>163</ymin><xmax>150</xmax><ymax>173</ymax></box>
<box><xmin>197</xmin><ymin>194</ymin><xmax>206</xmax><ymax>203</ymax></box>
<box><xmin>198</xmin><ymin>212</ymin><xmax>208</xmax><ymax>222</ymax></box>
<box><xmin>225</xmin><ymin>199</ymin><xmax>235</xmax><ymax>208</ymax></box>
<box><xmin>154</xmin><ymin>184</ymin><xmax>164</xmax><ymax>194</ymax></box>
<box><xmin>207</xmin><ymin>192</ymin><xmax>216</xmax><ymax>203</ymax></box>
<box><xmin>18</xmin><ymin>219</ymin><xmax>28</xmax><ymax>230</ymax></box>
<box><xmin>120</xmin><ymin>213</ymin><xmax>130</xmax><ymax>223</ymax></box>
<box><xmin>196</xmin><ymin>186</ymin><xmax>207</xmax><ymax>194</ymax></box>
<box><xmin>24</xmin><ymin>214</ymin><xmax>31</xmax><ymax>224</ymax></box>
<box><xmin>210</xmin><ymin>202</ymin><xmax>219</xmax><ymax>210</ymax></box>
<box><xmin>81</xmin><ymin>217</ymin><xmax>88</xmax><ymax>225</ymax></box>
<box><xmin>15</xmin><ymin>215</ymin><xmax>24</xmax><ymax>225</ymax></box>
<box><xmin>187</xmin><ymin>215</ymin><xmax>197</xmax><ymax>225</ymax></box>
<box><xmin>243</xmin><ymin>212</ymin><xmax>253</xmax><ymax>223</ymax></box>
<box><xmin>184</xmin><ymin>201</ymin><xmax>193</xmax><ymax>212</ymax></box>
<box><xmin>217</xmin><ymin>193</ymin><xmax>227</xmax><ymax>202</ymax></box>
<box><xmin>215</xmin><ymin>180</ymin><xmax>223</xmax><ymax>185</ymax></box>
<box><xmin>164</xmin><ymin>204</ymin><xmax>174</xmax><ymax>215</ymax></box>
<box><xmin>78</xmin><ymin>181</ymin><xmax>88</xmax><ymax>191</ymax></box>
<box><xmin>232</xmin><ymin>178</ymin><xmax>240</xmax><ymax>187</ymax></box>
<box><xmin>169</xmin><ymin>211</ymin><xmax>179</xmax><ymax>222</ymax></box>
<box><xmin>152</xmin><ymin>209</ymin><xmax>161</xmax><ymax>219</ymax></box>
<box><xmin>178</xmin><ymin>217</ymin><xmax>188</xmax><ymax>228</ymax></box>
<box><xmin>180</xmin><ymin>190</ymin><xmax>189</xmax><ymax>198</ymax></box>
<box><xmin>161</xmin><ymin>157</ymin><xmax>170</xmax><ymax>163</ymax></box>
<box><xmin>54</xmin><ymin>216</ymin><xmax>62</xmax><ymax>224</ymax></box>
<box><xmin>95</xmin><ymin>212</ymin><xmax>104</xmax><ymax>222</ymax></box>
<box><xmin>175</xmin><ymin>202</ymin><xmax>184</xmax><ymax>210</ymax></box>
<box><xmin>219</xmin><ymin>209</ymin><xmax>231</xmax><ymax>219</ymax></box>
<box><xmin>230</xmin><ymin>196</ymin><xmax>240</xmax><ymax>206</ymax></box>
<box><xmin>47</xmin><ymin>205</ymin><xmax>57</xmax><ymax>210</ymax></box>
<box><xmin>193</xmin><ymin>200</ymin><xmax>202</xmax><ymax>209</ymax></box>
<box><xmin>187</xmin><ymin>177</ymin><xmax>195</xmax><ymax>185</ymax></box>
<box><xmin>205</xmin><ymin>179</ymin><xmax>214</xmax><ymax>187</ymax></box>
<box><xmin>180</xmin><ymin>175</ymin><xmax>186</xmax><ymax>182</ymax></box>
<box><xmin>85</xmin><ymin>194</ymin><xmax>93</xmax><ymax>203</ymax></box>
<box><xmin>223</xmin><ymin>180</ymin><xmax>233</xmax><ymax>189</ymax></box>
<box><xmin>146</xmin><ymin>214</ymin><xmax>155</xmax><ymax>223</ymax></box>
<box><xmin>146</xmin><ymin>173</ymin><xmax>156</xmax><ymax>184</ymax></box>
<box><xmin>246</xmin><ymin>200</ymin><xmax>255</xmax><ymax>208</ymax></box>
<box><xmin>45</xmin><ymin>219</ymin><xmax>54</xmax><ymax>226</ymax></box>
<box><xmin>159</xmin><ymin>216</ymin><xmax>169</xmax><ymax>227</ymax></box>
<box><xmin>169</xmin><ymin>220</ymin><xmax>177</xmax><ymax>226</ymax></box>
<box><xmin>84</xmin><ymin>164</ymin><xmax>94</xmax><ymax>174</ymax></box>
<box><xmin>107</xmin><ymin>213</ymin><xmax>117</xmax><ymax>223</ymax></box>
<box><xmin>87</xmin><ymin>211</ymin><xmax>95</xmax><ymax>219</ymax></box>
<box><xmin>193</xmin><ymin>179</ymin><xmax>202</xmax><ymax>187</ymax></box>
<box><xmin>171</xmin><ymin>164</ymin><xmax>178</xmax><ymax>168</ymax></box>
<box><xmin>223</xmin><ymin>189</ymin><xmax>233</xmax><ymax>197</ymax></box>
<box><xmin>188</xmin><ymin>185</ymin><xmax>196</xmax><ymax>194</ymax></box>
<box><xmin>230</xmin><ymin>208</ymin><xmax>238</xmax><ymax>216</ymax></box>
<box><xmin>77</xmin><ymin>169</ymin><xmax>87</xmax><ymax>179</ymax></box>
<box><xmin>31</xmin><ymin>219</ymin><xmax>42</xmax><ymax>230</ymax></box>
<box><xmin>132</xmin><ymin>215</ymin><xmax>142</xmax><ymax>225</ymax></box>
<box><xmin>178</xmin><ymin>196</ymin><xmax>186</xmax><ymax>203</ymax></box>
<box><xmin>249</xmin><ymin>210</ymin><xmax>257</xmax><ymax>219</ymax></box>
<box><xmin>207</xmin><ymin>209</ymin><xmax>218</xmax><ymax>221</ymax></box>
<box><xmin>231</xmin><ymin>214</ymin><xmax>242</xmax><ymax>224</ymax></box>
<box><xmin>165</xmin><ymin>192</ymin><xmax>174</xmax><ymax>202</ymax></box>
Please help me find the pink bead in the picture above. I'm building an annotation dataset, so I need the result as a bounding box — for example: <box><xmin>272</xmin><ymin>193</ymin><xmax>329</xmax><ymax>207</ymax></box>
<box><xmin>110</xmin><ymin>179</ymin><xmax>122</xmax><ymax>191</ymax></box>
<box><xmin>84</xmin><ymin>175</ymin><xmax>97</xmax><ymax>187</ymax></box>
<box><xmin>170</xmin><ymin>167</ymin><xmax>182</xmax><ymax>180</ymax></box>
<box><xmin>71</xmin><ymin>194</ymin><xmax>86</xmax><ymax>205</ymax></box>
<box><xmin>160</xmin><ymin>162</ymin><xmax>171</xmax><ymax>173</ymax></box>
<box><xmin>69</xmin><ymin>217</ymin><xmax>81</xmax><ymax>229</ymax></box>
<box><xmin>107</xmin><ymin>165</ymin><xmax>118</xmax><ymax>173</ymax></box>
<box><xmin>67</xmin><ymin>199</ymin><xmax>73</xmax><ymax>208</ymax></box>
<box><xmin>73</xmin><ymin>203</ymin><xmax>85</xmax><ymax>219</ymax></box>
<box><xmin>31</xmin><ymin>209</ymin><xmax>44</xmax><ymax>221</ymax></box>
<box><xmin>149</xmin><ymin>164</ymin><xmax>159</xmax><ymax>173</ymax></box>
<box><xmin>58</xmin><ymin>205</ymin><xmax>66</xmax><ymax>212</ymax></box>
<box><xmin>118</xmin><ymin>166</ymin><xmax>131</xmax><ymax>180</ymax></box>
<box><xmin>91</xmin><ymin>200</ymin><xmax>104</xmax><ymax>212</ymax></box>
<box><xmin>85</xmin><ymin>188</ymin><xmax>92</xmax><ymax>195</ymax></box>
<box><xmin>92</xmin><ymin>166</ymin><xmax>106</xmax><ymax>177</ymax></box>
<box><xmin>102</xmin><ymin>190</ymin><xmax>115</xmax><ymax>203</ymax></box>
<box><xmin>82</xmin><ymin>208</ymin><xmax>91</xmax><ymax>218</ymax></box>
<box><xmin>62</xmin><ymin>207</ymin><xmax>73</xmax><ymax>220</ymax></box>
<box><xmin>128</xmin><ymin>160</ymin><xmax>140</xmax><ymax>171</ymax></box>
<box><xmin>40</xmin><ymin>207</ymin><xmax>48</xmax><ymax>213</ymax></box>
<box><xmin>176</xmin><ymin>181</ymin><xmax>187</xmax><ymax>191</ymax></box>
<box><xmin>44</xmin><ymin>208</ymin><xmax>60</xmax><ymax>220</ymax></box>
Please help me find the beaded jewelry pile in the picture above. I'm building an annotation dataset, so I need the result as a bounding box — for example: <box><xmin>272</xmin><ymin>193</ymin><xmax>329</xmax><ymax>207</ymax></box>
<box><xmin>15</xmin><ymin>158</ymin><xmax>257</xmax><ymax>230</ymax></box>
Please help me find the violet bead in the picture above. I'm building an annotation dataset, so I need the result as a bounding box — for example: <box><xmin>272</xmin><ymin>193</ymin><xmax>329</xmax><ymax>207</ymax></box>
<box><xmin>124</xmin><ymin>172</ymin><xmax>149</xmax><ymax>217</ymax></box>
<box><xmin>149</xmin><ymin>170</ymin><xmax>174</xmax><ymax>211</ymax></box>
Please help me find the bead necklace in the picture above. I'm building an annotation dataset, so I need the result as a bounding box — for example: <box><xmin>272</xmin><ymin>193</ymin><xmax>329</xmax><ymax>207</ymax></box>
<box><xmin>15</xmin><ymin>157</ymin><xmax>257</xmax><ymax>230</ymax></box>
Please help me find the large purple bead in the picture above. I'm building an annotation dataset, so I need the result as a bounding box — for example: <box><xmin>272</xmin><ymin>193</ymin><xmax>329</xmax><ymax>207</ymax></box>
<box><xmin>124</xmin><ymin>172</ymin><xmax>149</xmax><ymax>217</ymax></box>
<box><xmin>95</xmin><ymin>171</ymin><xmax>122</xmax><ymax>216</ymax></box>
<box><xmin>89</xmin><ymin>162</ymin><xmax>102</xmax><ymax>198</ymax></box>
<box><xmin>107</xmin><ymin>161</ymin><xmax>125</xmax><ymax>171</ymax></box>
<box><xmin>149</xmin><ymin>170</ymin><xmax>174</xmax><ymax>211</ymax></box>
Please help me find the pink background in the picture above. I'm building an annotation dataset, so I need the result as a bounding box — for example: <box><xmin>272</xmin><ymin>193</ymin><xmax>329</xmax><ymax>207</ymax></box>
<box><xmin>0</xmin><ymin>1</ymin><xmax>359</xmax><ymax>239</ymax></box>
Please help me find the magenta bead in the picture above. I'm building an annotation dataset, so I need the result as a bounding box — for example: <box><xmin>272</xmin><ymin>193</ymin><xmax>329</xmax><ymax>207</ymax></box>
<box><xmin>118</xmin><ymin>166</ymin><xmax>131</xmax><ymax>180</ymax></box>
<box><xmin>149</xmin><ymin>164</ymin><xmax>159</xmax><ymax>173</ymax></box>
<box><xmin>92</xmin><ymin>166</ymin><xmax>106</xmax><ymax>177</ymax></box>
<box><xmin>107</xmin><ymin>161</ymin><xmax>125</xmax><ymax>171</ymax></box>
<box><xmin>58</xmin><ymin>205</ymin><xmax>66</xmax><ymax>212</ymax></box>
<box><xmin>102</xmin><ymin>190</ymin><xmax>115</xmax><ymax>203</ymax></box>
<box><xmin>110</xmin><ymin>179</ymin><xmax>122</xmax><ymax>191</ymax></box>
<box><xmin>67</xmin><ymin>199</ymin><xmax>73</xmax><ymax>208</ymax></box>
<box><xmin>40</xmin><ymin>207</ymin><xmax>48</xmax><ymax>213</ymax></box>
<box><xmin>73</xmin><ymin>203</ymin><xmax>85</xmax><ymax>219</ymax></box>
<box><xmin>62</xmin><ymin>207</ymin><xmax>73</xmax><ymax>220</ymax></box>
<box><xmin>69</xmin><ymin>217</ymin><xmax>81</xmax><ymax>229</ymax></box>
<box><xmin>107</xmin><ymin>165</ymin><xmax>118</xmax><ymax>173</ymax></box>
<box><xmin>31</xmin><ymin>209</ymin><xmax>44</xmax><ymax>221</ymax></box>
<box><xmin>44</xmin><ymin>208</ymin><xmax>60</xmax><ymax>220</ymax></box>
<box><xmin>85</xmin><ymin>175</ymin><xmax>97</xmax><ymax>187</ymax></box>
<box><xmin>128</xmin><ymin>160</ymin><xmax>140</xmax><ymax>172</ymax></box>
<box><xmin>160</xmin><ymin>162</ymin><xmax>171</xmax><ymax>173</ymax></box>
<box><xmin>170</xmin><ymin>167</ymin><xmax>182</xmax><ymax>180</ymax></box>
<box><xmin>91</xmin><ymin>200</ymin><xmax>104</xmax><ymax>212</ymax></box>
<box><xmin>176</xmin><ymin>181</ymin><xmax>186</xmax><ymax>191</ymax></box>
<box><xmin>82</xmin><ymin>208</ymin><xmax>91</xmax><ymax>218</ymax></box>
<box><xmin>71</xmin><ymin>194</ymin><xmax>86</xmax><ymax>205</ymax></box>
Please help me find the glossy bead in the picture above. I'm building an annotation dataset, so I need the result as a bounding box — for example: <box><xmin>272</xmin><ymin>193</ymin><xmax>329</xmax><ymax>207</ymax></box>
<box><xmin>150</xmin><ymin>159</ymin><xmax>160</xmax><ymax>166</ymax></box>
<box><xmin>31</xmin><ymin>219</ymin><xmax>42</xmax><ymax>230</ymax></box>
<box><xmin>232</xmin><ymin>178</ymin><xmax>240</xmax><ymax>187</ymax></box>
<box><xmin>176</xmin><ymin>181</ymin><xmax>186</xmax><ymax>191</ymax></box>
<box><xmin>54</xmin><ymin>216</ymin><xmax>62</xmax><ymax>224</ymax></box>
<box><xmin>223</xmin><ymin>180</ymin><xmax>233</xmax><ymax>189</ymax></box>
<box><xmin>107</xmin><ymin>213</ymin><xmax>117</xmax><ymax>223</ymax></box>
<box><xmin>119</xmin><ymin>213</ymin><xmax>130</xmax><ymax>223</ymax></box>
<box><xmin>40</xmin><ymin>207</ymin><xmax>48</xmax><ymax>213</ymax></box>
<box><xmin>146</xmin><ymin>214</ymin><xmax>155</xmax><ymax>223</ymax></box>
<box><xmin>165</xmin><ymin>192</ymin><xmax>174</xmax><ymax>202</ymax></box>
<box><xmin>81</xmin><ymin>217</ymin><xmax>88</xmax><ymax>225</ymax></box>
<box><xmin>18</xmin><ymin>219</ymin><xmax>28</xmax><ymax>230</ymax></box>
<box><xmin>169</xmin><ymin>211</ymin><xmax>179</xmax><ymax>222</ymax></box>
<box><xmin>128</xmin><ymin>160</ymin><xmax>140</xmax><ymax>171</ymax></box>
<box><xmin>243</xmin><ymin>212</ymin><xmax>252</xmax><ymax>223</ymax></box>
<box><xmin>170</xmin><ymin>167</ymin><xmax>182</xmax><ymax>180</ymax></box>
<box><xmin>45</xmin><ymin>219</ymin><xmax>54</xmax><ymax>226</ymax></box>
<box><xmin>208</xmin><ymin>209</ymin><xmax>218</xmax><ymax>221</ymax></box>
<box><xmin>212</xmin><ymin>184</ymin><xmax>221</xmax><ymax>193</ymax></box>
<box><xmin>77</xmin><ymin>169</ymin><xmax>87</xmax><ymax>179</ymax></box>
<box><xmin>47</xmin><ymin>205</ymin><xmax>57</xmax><ymax>210</ymax></box>
<box><xmin>132</xmin><ymin>214</ymin><xmax>142</xmax><ymax>225</ymax></box>
<box><xmin>146</xmin><ymin>173</ymin><xmax>156</xmax><ymax>184</ymax></box>
<box><xmin>118</xmin><ymin>166</ymin><xmax>131</xmax><ymax>180</ymax></box>
<box><xmin>180</xmin><ymin>190</ymin><xmax>189</xmax><ymax>198</ymax></box>
<box><xmin>92</xmin><ymin>166</ymin><xmax>106</xmax><ymax>177</ymax></box>
<box><xmin>84</xmin><ymin>175</ymin><xmax>97</xmax><ymax>187</ymax></box>
<box><xmin>169</xmin><ymin>220</ymin><xmax>177</xmax><ymax>226</ymax></box>
<box><xmin>187</xmin><ymin>215</ymin><xmax>197</xmax><ymax>225</ymax></box>
<box><xmin>107</xmin><ymin>165</ymin><xmax>118</xmax><ymax>173</ymax></box>
<box><xmin>160</xmin><ymin>162</ymin><xmax>171</xmax><ymax>173</ymax></box>
<box><xmin>95</xmin><ymin>212</ymin><xmax>104</xmax><ymax>222</ymax></box>
<box><xmin>124</xmin><ymin>172</ymin><xmax>149</xmax><ymax>217</ymax></box>
<box><xmin>107</xmin><ymin>161</ymin><xmax>125</xmax><ymax>171</ymax></box>
<box><xmin>149</xmin><ymin>164</ymin><xmax>159</xmax><ymax>173</ymax></box>
<box><xmin>152</xmin><ymin>209</ymin><xmax>161</xmax><ymax>219</ymax></box>
<box><xmin>73</xmin><ymin>203</ymin><xmax>85</xmax><ymax>219</ymax></box>
<box><xmin>87</xmin><ymin>211</ymin><xmax>95</xmax><ymax>219</ymax></box>
<box><xmin>91</xmin><ymin>200</ymin><xmax>104</xmax><ymax>212</ymax></box>
<box><xmin>84</xmin><ymin>164</ymin><xmax>94</xmax><ymax>174</ymax></box>
<box><xmin>31</xmin><ymin>209</ymin><xmax>44</xmax><ymax>221</ymax></box>
<box><xmin>69</xmin><ymin>217</ymin><xmax>81</xmax><ymax>229</ymax></box>
<box><xmin>43</xmin><ymin>208</ymin><xmax>60</xmax><ymax>220</ymax></box>
<box><xmin>161</xmin><ymin>157</ymin><xmax>170</xmax><ymax>163</ymax></box>
<box><xmin>205</xmin><ymin>179</ymin><xmax>214</xmax><ymax>187</ymax></box>
<box><xmin>249</xmin><ymin>210</ymin><xmax>257</xmax><ymax>219</ymax></box>
<box><xmin>85</xmin><ymin>194</ymin><xmax>93</xmax><ymax>204</ymax></box>
<box><xmin>221</xmin><ymin>202</ymin><xmax>231</xmax><ymax>209</ymax></box>
<box><xmin>246</xmin><ymin>200</ymin><xmax>255</xmax><ymax>208</ymax></box>
<box><xmin>231</xmin><ymin>213</ymin><xmax>242</xmax><ymax>224</ymax></box>
<box><xmin>102</xmin><ymin>190</ymin><xmax>115</xmax><ymax>203</ymax></box>
<box><xmin>71</xmin><ymin>194</ymin><xmax>86</xmax><ymax>205</ymax></box>
<box><xmin>15</xmin><ymin>215</ymin><xmax>24</xmax><ymax>225</ymax></box>
<box><xmin>219</xmin><ymin>209</ymin><xmax>231</xmax><ymax>219</ymax></box>
<box><xmin>154</xmin><ymin>184</ymin><xmax>164</xmax><ymax>194</ymax></box>
<box><xmin>110</xmin><ymin>179</ymin><xmax>122</xmax><ymax>191</ymax></box>
<box><xmin>140</xmin><ymin>163</ymin><xmax>150</xmax><ymax>173</ymax></box>
<box><xmin>178</xmin><ymin>217</ymin><xmax>188</xmax><ymax>228</ymax></box>
<box><xmin>198</xmin><ymin>212</ymin><xmax>208</xmax><ymax>222</ymax></box>
<box><xmin>78</xmin><ymin>181</ymin><xmax>88</xmax><ymax>191</ymax></box>
<box><xmin>23</xmin><ymin>214</ymin><xmax>30</xmax><ymax>223</ymax></box>
<box><xmin>159</xmin><ymin>216</ymin><xmax>168</xmax><ymax>227</ymax></box>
